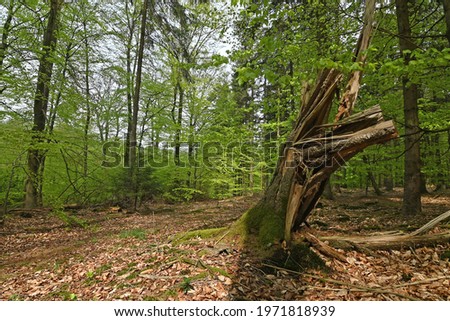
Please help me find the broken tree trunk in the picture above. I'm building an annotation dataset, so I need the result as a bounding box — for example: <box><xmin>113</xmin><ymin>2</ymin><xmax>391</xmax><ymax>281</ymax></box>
<box><xmin>241</xmin><ymin>96</ymin><xmax>398</xmax><ymax>245</ymax></box>
<box><xmin>239</xmin><ymin>0</ymin><xmax>398</xmax><ymax>246</ymax></box>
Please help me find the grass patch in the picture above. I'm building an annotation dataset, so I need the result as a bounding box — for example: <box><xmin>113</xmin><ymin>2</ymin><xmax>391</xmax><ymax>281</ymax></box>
<box><xmin>117</xmin><ymin>263</ymin><xmax>139</xmax><ymax>279</ymax></box>
<box><xmin>119</xmin><ymin>229</ymin><xmax>147</xmax><ymax>240</ymax></box>
<box><xmin>52</xmin><ymin>209</ymin><xmax>88</xmax><ymax>228</ymax></box>
<box><xmin>8</xmin><ymin>294</ymin><xmax>23</xmax><ymax>301</ymax></box>
<box><xmin>160</xmin><ymin>289</ymin><xmax>178</xmax><ymax>300</ymax></box>
<box><xmin>85</xmin><ymin>263</ymin><xmax>113</xmax><ymax>285</ymax></box>
<box><xmin>50</xmin><ymin>283</ymin><xmax>78</xmax><ymax>300</ymax></box>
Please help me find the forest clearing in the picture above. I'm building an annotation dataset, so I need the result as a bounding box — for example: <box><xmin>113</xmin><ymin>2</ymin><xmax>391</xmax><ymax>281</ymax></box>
<box><xmin>1</xmin><ymin>190</ymin><xmax>450</xmax><ymax>301</ymax></box>
<box><xmin>1</xmin><ymin>0</ymin><xmax>450</xmax><ymax>304</ymax></box>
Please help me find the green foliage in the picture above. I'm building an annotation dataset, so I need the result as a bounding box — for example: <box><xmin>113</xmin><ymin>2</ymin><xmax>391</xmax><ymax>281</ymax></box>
<box><xmin>0</xmin><ymin>0</ymin><xmax>449</xmax><ymax>221</ymax></box>
<box><xmin>179</xmin><ymin>277</ymin><xmax>194</xmax><ymax>294</ymax></box>
<box><xmin>163</xmin><ymin>188</ymin><xmax>205</xmax><ymax>203</ymax></box>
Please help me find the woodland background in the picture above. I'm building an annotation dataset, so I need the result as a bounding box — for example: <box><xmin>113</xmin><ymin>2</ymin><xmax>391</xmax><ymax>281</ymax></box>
<box><xmin>1</xmin><ymin>0</ymin><xmax>450</xmax><ymax>302</ymax></box>
<box><xmin>1</xmin><ymin>0</ymin><xmax>449</xmax><ymax>214</ymax></box>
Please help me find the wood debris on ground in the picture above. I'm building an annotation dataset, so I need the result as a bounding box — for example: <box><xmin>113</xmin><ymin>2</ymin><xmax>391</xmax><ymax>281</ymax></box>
<box><xmin>1</xmin><ymin>191</ymin><xmax>449</xmax><ymax>301</ymax></box>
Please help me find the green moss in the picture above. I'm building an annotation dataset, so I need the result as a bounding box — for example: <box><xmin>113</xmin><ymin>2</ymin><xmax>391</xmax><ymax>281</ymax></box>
<box><xmin>172</xmin><ymin>227</ymin><xmax>227</xmax><ymax>245</ymax></box>
<box><xmin>191</xmin><ymin>271</ymin><xmax>209</xmax><ymax>280</ymax></box>
<box><xmin>209</xmin><ymin>266</ymin><xmax>230</xmax><ymax>277</ymax></box>
<box><xmin>258</xmin><ymin>213</ymin><xmax>284</xmax><ymax>247</ymax></box>
<box><xmin>241</xmin><ymin>203</ymin><xmax>285</xmax><ymax>247</ymax></box>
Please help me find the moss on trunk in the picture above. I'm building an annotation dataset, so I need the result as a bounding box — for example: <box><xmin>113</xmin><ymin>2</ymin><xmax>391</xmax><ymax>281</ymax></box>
<box><xmin>231</xmin><ymin>154</ymin><xmax>296</xmax><ymax>247</ymax></box>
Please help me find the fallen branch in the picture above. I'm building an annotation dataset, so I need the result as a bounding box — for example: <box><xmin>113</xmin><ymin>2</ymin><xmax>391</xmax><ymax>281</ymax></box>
<box><xmin>302</xmin><ymin>230</ymin><xmax>347</xmax><ymax>262</ymax></box>
<box><xmin>392</xmin><ymin>276</ymin><xmax>450</xmax><ymax>288</ymax></box>
<box><xmin>261</xmin><ymin>263</ymin><xmax>419</xmax><ymax>301</ymax></box>
<box><xmin>140</xmin><ymin>274</ymin><xmax>183</xmax><ymax>280</ymax></box>
<box><xmin>409</xmin><ymin>210</ymin><xmax>450</xmax><ymax>236</ymax></box>
<box><xmin>322</xmin><ymin>209</ymin><xmax>450</xmax><ymax>250</ymax></box>
<box><xmin>323</xmin><ymin>231</ymin><xmax>450</xmax><ymax>250</ymax></box>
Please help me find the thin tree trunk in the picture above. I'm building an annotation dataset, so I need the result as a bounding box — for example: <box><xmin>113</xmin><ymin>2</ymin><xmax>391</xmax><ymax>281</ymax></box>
<box><xmin>322</xmin><ymin>180</ymin><xmax>334</xmax><ymax>200</ymax></box>
<box><xmin>174</xmin><ymin>83</ymin><xmax>184</xmax><ymax>167</ymax></box>
<box><xmin>25</xmin><ymin>0</ymin><xmax>62</xmax><ymax>208</ymax></box>
<box><xmin>129</xmin><ymin>0</ymin><xmax>149</xmax><ymax>210</ymax></box>
<box><xmin>187</xmin><ymin>115</ymin><xmax>195</xmax><ymax>187</ymax></box>
<box><xmin>82</xmin><ymin>19</ymin><xmax>91</xmax><ymax>199</ymax></box>
<box><xmin>363</xmin><ymin>155</ymin><xmax>382</xmax><ymax>195</ymax></box>
<box><xmin>0</xmin><ymin>0</ymin><xmax>15</xmax><ymax>71</ymax></box>
<box><xmin>124</xmin><ymin>0</ymin><xmax>136</xmax><ymax>167</ymax></box>
<box><xmin>396</xmin><ymin>0</ymin><xmax>422</xmax><ymax>216</ymax></box>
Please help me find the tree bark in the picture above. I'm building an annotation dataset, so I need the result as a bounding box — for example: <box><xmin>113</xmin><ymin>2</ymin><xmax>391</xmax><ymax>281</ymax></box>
<box><xmin>443</xmin><ymin>0</ymin><xmax>450</xmax><ymax>46</ymax></box>
<box><xmin>396</xmin><ymin>0</ymin><xmax>422</xmax><ymax>216</ymax></box>
<box><xmin>174</xmin><ymin>83</ymin><xmax>184</xmax><ymax>167</ymax></box>
<box><xmin>124</xmin><ymin>0</ymin><xmax>136</xmax><ymax>168</ymax></box>
<box><xmin>25</xmin><ymin>0</ymin><xmax>62</xmax><ymax>208</ymax></box>
<box><xmin>82</xmin><ymin>17</ymin><xmax>91</xmax><ymax>200</ymax></box>
<box><xmin>0</xmin><ymin>0</ymin><xmax>15</xmax><ymax>71</ymax></box>
<box><xmin>129</xmin><ymin>0</ymin><xmax>149</xmax><ymax>210</ymax></box>
<box><xmin>363</xmin><ymin>155</ymin><xmax>383</xmax><ymax>196</ymax></box>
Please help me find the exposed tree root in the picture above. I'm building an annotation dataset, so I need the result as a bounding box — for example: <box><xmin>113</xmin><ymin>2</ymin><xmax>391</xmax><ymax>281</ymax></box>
<box><xmin>300</xmin><ymin>228</ymin><xmax>347</xmax><ymax>262</ymax></box>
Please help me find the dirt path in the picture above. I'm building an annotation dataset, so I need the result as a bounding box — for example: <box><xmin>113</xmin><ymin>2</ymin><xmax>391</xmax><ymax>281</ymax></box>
<box><xmin>1</xmin><ymin>192</ymin><xmax>450</xmax><ymax>300</ymax></box>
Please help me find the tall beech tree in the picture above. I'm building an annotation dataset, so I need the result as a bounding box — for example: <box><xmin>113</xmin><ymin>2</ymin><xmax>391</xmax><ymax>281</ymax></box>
<box><xmin>25</xmin><ymin>0</ymin><xmax>63</xmax><ymax>208</ymax></box>
<box><xmin>128</xmin><ymin>0</ymin><xmax>150</xmax><ymax>210</ymax></box>
<box><xmin>396</xmin><ymin>0</ymin><xmax>422</xmax><ymax>216</ymax></box>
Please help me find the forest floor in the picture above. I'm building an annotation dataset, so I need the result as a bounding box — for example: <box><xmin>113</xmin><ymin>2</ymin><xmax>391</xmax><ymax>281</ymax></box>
<box><xmin>1</xmin><ymin>189</ymin><xmax>450</xmax><ymax>301</ymax></box>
